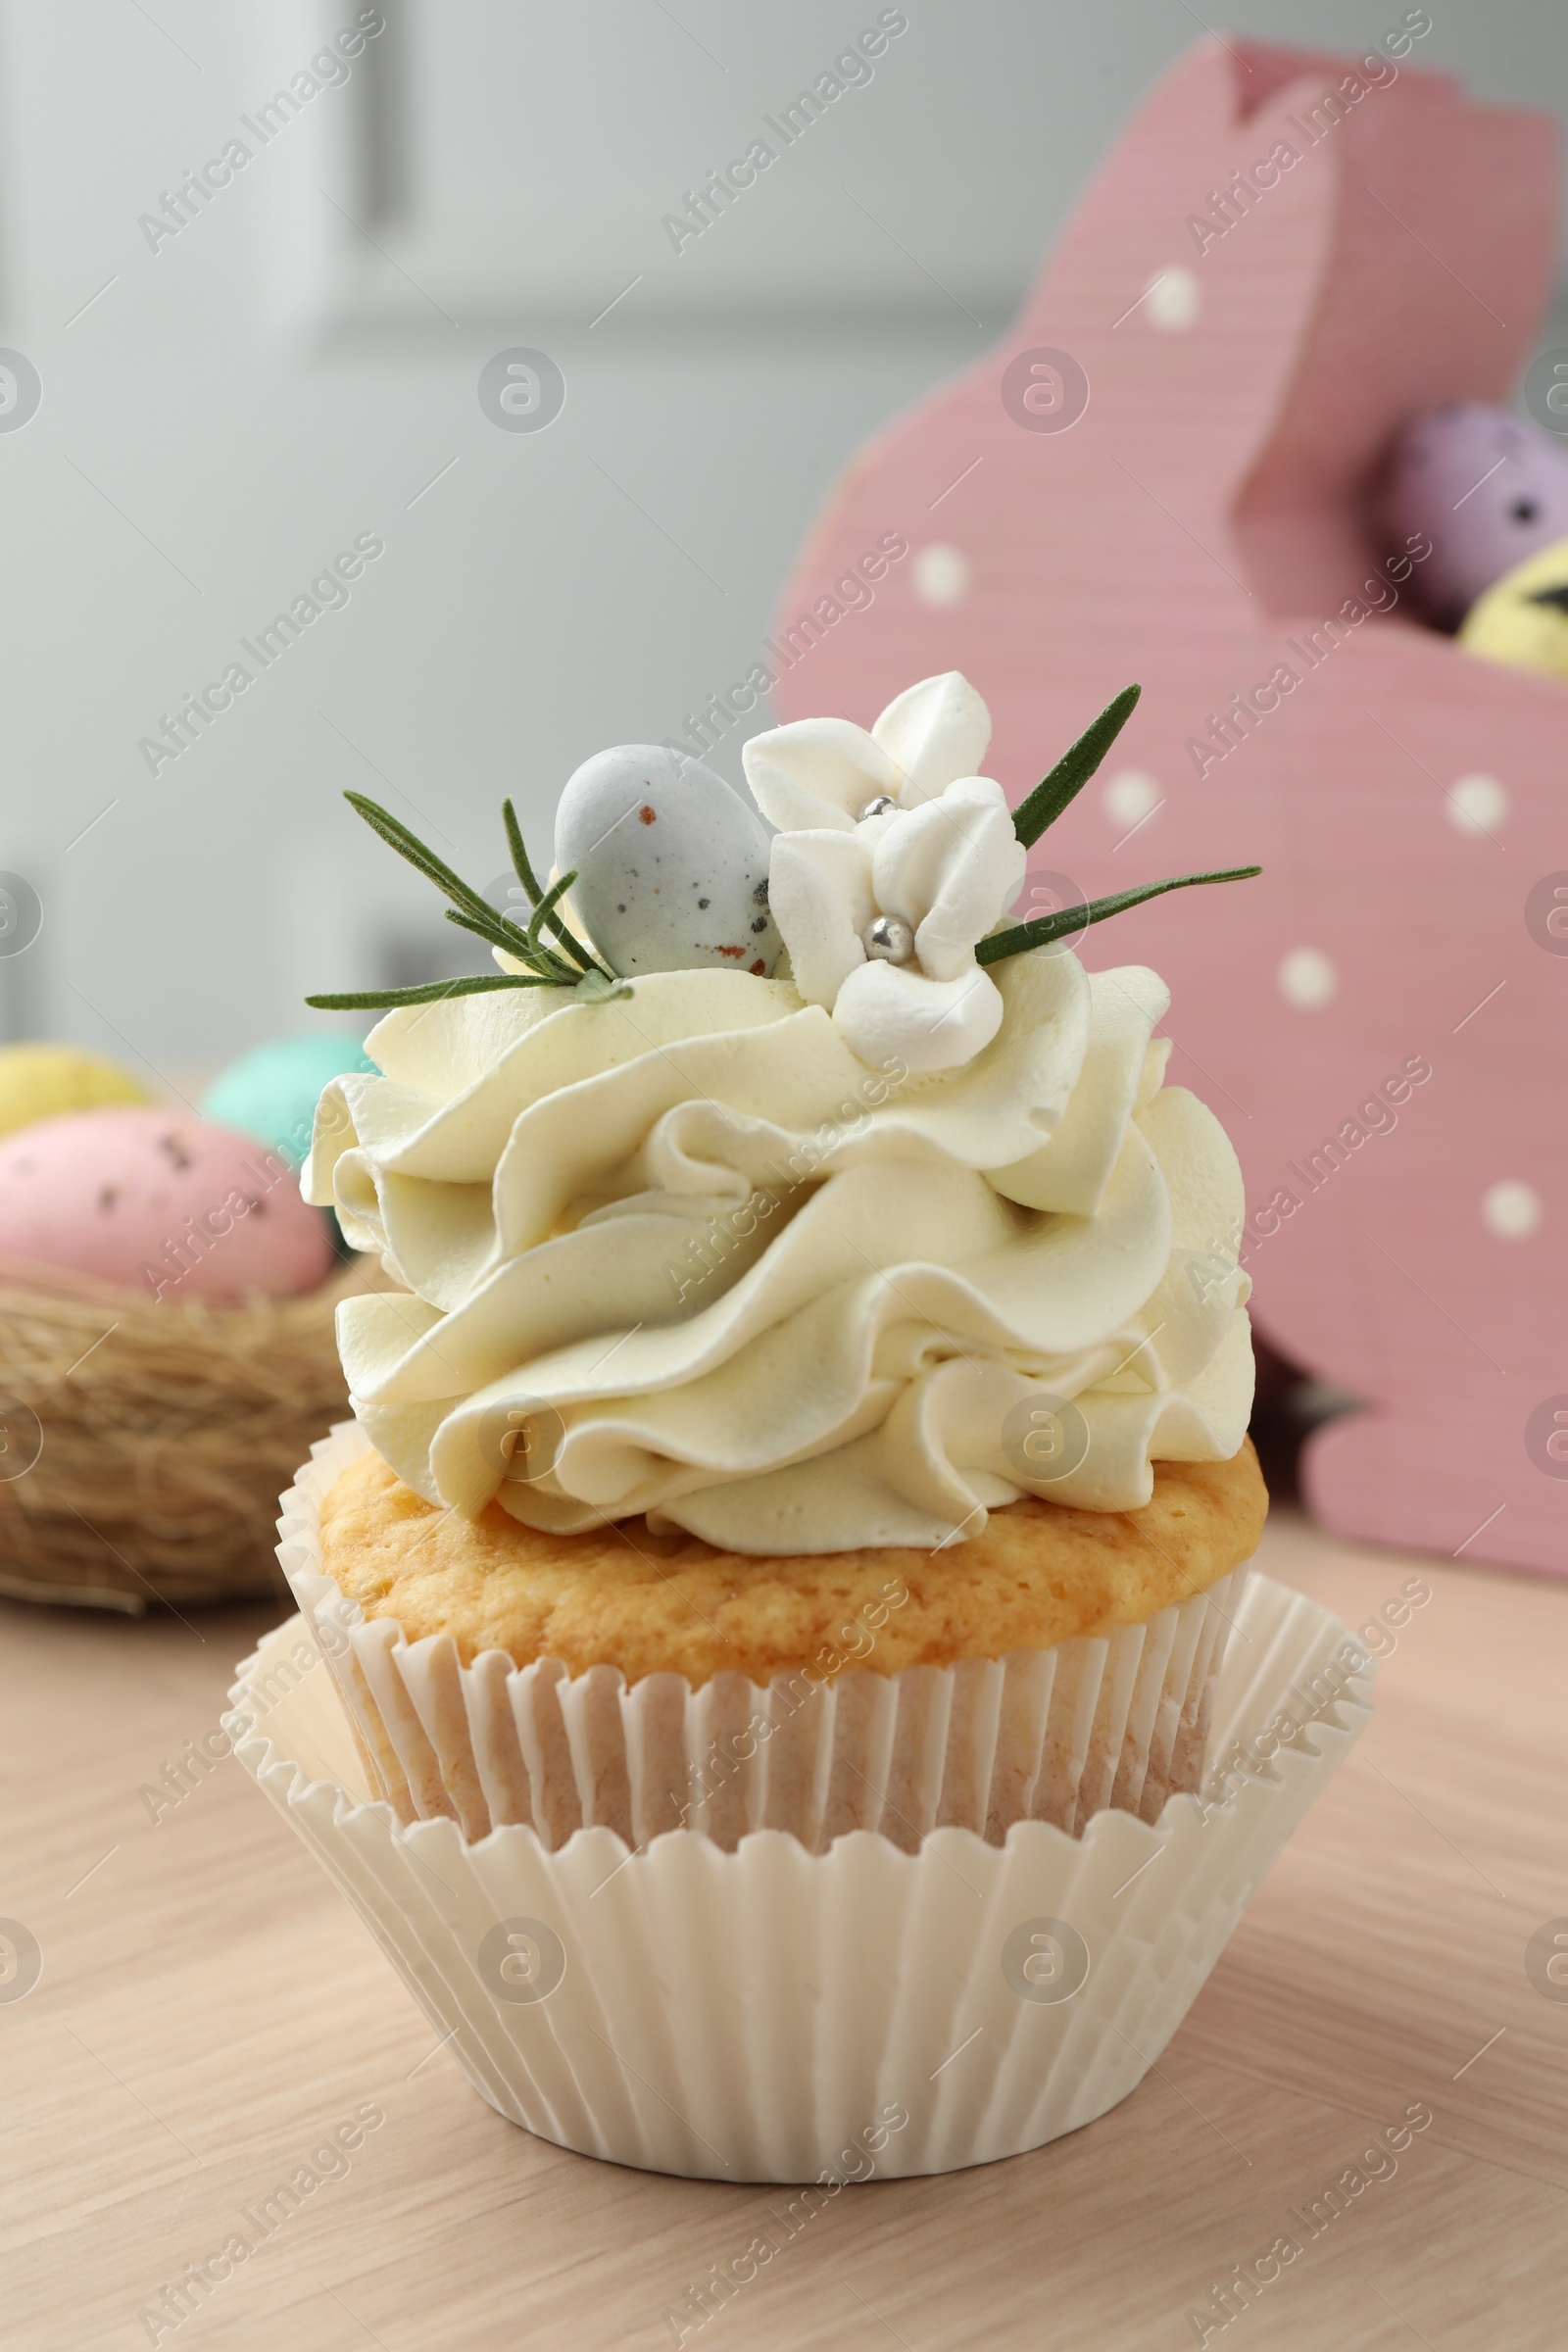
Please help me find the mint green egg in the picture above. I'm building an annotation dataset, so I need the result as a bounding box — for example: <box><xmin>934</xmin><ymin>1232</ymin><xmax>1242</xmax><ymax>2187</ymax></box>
<box><xmin>202</xmin><ymin>1033</ymin><xmax>374</xmax><ymax>1169</ymax></box>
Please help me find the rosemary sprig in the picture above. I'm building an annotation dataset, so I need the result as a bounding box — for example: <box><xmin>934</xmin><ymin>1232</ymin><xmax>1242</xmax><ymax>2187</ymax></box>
<box><xmin>1011</xmin><ymin>683</ymin><xmax>1141</xmax><ymax>849</ymax></box>
<box><xmin>523</xmin><ymin>869</ymin><xmax>574</xmax><ymax>961</ymax></box>
<box><xmin>347</xmin><ymin>791</ymin><xmax>609</xmax><ymax>977</ymax></box>
<box><xmin>307</xmin><ymin>702</ymin><xmax>1260</xmax><ymax>1013</ymax></box>
<box><xmin>341</xmin><ymin>793</ymin><xmax>504</xmax><ymax>929</ymax></box>
<box><xmin>502</xmin><ymin>797</ymin><xmax>543</xmax><ymax>900</ymax></box>
<box><xmin>304</xmin><ymin>792</ymin><xmax>619</xmax><ymax>1011</ymax></box>
<box><xmin>979</xmin><ymin>865</ymin><xmax>1262</xmax><ymax>965</ymax></box>
<box><xmin>501</xmin><ymin>796</ymin><xmax>609</xmax><ymax>977</ymax></box>
<box><xmin>981</xmin><ymin>683</ymin><xmax>1261</xmax><ymax>965</ymax></box>
<box><xmin>306</xmin><ymin>973</ymin><xmax>560</xmax><ymax>1010</ymax></box>
<box><xmin>443</xmin><ymin>905</ymin><xmax>577</xmax><ymax>986</ymax></box>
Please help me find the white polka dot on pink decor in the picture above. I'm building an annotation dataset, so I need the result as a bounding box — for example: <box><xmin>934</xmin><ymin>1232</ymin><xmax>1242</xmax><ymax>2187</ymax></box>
<box><xmin>1278</xmin><ymin>948</ymin><xmax>1336</xmax><ymax>1007</ymax></box>
<box><xmin>912</xmin><ymin>544</ymin><xmax>970</xmax><ymax>607</ymax></box>
<box><xmin>1147</xmin><ymin>268</ymin><xmax>1200</xmax><ymax>329</ymax></box>
<box><xmin>1481</xmin><ymin>1180</ymin><xmax>1541</xmax><ymax>1238</ymax></box>
<box><xmin>1103</xmin><ymin>770</ymin><xmax>1161</xmax><ymax>828</ymax></box>
<box><xmin>1447</xmin><ymin>774</ymin><xmax>1508</xmax><ymax>835</ymax></box>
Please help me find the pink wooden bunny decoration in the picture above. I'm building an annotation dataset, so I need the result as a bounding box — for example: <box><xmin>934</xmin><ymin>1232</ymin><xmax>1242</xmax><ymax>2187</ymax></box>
<box><xmin>771</xmin><ymin>38</ymin><xmax>1567</xmax><ymax>1575</ymax></box>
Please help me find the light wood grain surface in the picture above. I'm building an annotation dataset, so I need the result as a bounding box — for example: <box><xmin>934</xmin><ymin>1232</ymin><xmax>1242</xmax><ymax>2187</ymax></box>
<box><xmin>2</xmin><ymin>1504</ymin><xmax>1565</xmax><ymax>2352</ymax></box>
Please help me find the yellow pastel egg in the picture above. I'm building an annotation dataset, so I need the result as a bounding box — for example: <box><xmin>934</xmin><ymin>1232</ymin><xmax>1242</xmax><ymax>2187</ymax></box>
<box><xmin>0</xmin><ymin>1044</ymin><xmax>152</xmax><ymax>1141</ymax></box>
<box><xmin>1459</xmin><ymin>533</ymin><xmax>1568</xmax><ymax>681</ymax></box>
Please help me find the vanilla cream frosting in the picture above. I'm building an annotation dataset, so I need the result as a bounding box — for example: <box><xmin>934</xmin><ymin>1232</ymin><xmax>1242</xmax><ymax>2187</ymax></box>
<box><xmin>304</xmin><ymin>947</ymin><xmax>1253</xmax><ymax>1553</ymax></box>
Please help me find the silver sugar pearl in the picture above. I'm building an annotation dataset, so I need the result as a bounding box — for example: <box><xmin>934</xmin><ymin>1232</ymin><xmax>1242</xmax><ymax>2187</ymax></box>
<box><xmin>863</xmin><ymin>913</ymin><xmax>915</xmax><ymax>964</ymax></box>
<box><xmin>858</xmin><ymin>793</ymin><xmax>898</xmax><ymax>820</ymax></box>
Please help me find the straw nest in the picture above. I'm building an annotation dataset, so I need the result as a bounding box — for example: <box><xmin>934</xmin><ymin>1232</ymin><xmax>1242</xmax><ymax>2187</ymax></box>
<box><xmin>0</xmin><ymin>1255</ymin><xmax>389</xmax><ymax>1611</ymax></box>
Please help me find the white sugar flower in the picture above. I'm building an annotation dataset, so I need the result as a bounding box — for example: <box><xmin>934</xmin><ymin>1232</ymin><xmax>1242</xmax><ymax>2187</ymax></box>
<box><xmin>743</xmin><ymin>672</ymin><xmax>1027</xmax><ymax>1072</ymax></box>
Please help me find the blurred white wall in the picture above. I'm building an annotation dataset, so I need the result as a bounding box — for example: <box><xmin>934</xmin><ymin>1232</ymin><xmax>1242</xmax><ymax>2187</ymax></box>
<box><xmin>1</xmin><ymin>0</ymin><xmax>1564</xmax><ymax>1072</ymax></box>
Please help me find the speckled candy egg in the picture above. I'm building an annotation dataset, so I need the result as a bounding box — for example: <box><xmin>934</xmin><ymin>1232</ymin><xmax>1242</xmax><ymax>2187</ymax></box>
<box><xmin>0</xmin><ymin>1107</ymin><xmax>336</xmax><ymax>1301</ymax></box>
<box><xmin>0</xmin><ymin>1043</ymin><xmax>151</xmax><ymax>1142</ymax></box>
<box><xmin>1382</xmin><ymin>402</ymin><xmax>1568</xmax><ymax>627</ymax></box>
<box><xmin>202</xmin><ymin>1032</ymin><xmax>374</xmax><ymax>1168</ymax></box>
<box><xmin>555</xmin><ymin>744</ymin><xmax>781</xmax><ymax>978</ymax></box>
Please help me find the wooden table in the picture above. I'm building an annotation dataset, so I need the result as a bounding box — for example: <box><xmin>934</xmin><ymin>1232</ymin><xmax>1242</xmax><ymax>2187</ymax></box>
<box><xmin>3</xmin><ymin>1504</ymin><xmax>1565</xmax><ymax>2352</ymax></box>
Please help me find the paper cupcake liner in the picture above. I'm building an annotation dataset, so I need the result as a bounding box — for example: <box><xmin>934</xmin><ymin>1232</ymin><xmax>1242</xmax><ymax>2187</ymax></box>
<box><xmin>275</xmin><ymin>1421</ymin><xmax>1247</xmax><ymax>1854</ymax></box>
<box><xmin>228</xmin><ymin>1573</ymin><xmax>1372</xmax><ymax>2181</ymax></box>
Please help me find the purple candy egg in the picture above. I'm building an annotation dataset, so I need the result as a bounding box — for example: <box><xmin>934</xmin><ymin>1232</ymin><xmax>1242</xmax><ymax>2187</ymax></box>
<box><xmin>1381</xmin><ymin>401</ymin><xmax>1568</xmax><ymax>627</ymax></box>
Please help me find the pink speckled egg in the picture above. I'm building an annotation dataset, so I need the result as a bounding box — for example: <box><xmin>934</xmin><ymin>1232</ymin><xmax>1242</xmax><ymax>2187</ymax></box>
<box><xmin>0</xmin><ymin>1107</ymin><xmax>335</xmax><ymax>1302</ymax></box>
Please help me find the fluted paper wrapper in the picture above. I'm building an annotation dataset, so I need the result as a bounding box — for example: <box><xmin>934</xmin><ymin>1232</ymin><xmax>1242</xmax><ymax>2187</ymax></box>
<box><xmin>232</xmin><ymin>1427</ymin><xmax>1372</xmax><ymax>2182</ymax></box>
<box><xmin>274</xmin><ymin>1422</ymin><xmax>1248</xmax><ymax>1853</ymax></box>
<box><xmin>229</xmin><ymin>1576</ymin><xmax>1370</xmax><ymax>2181</ymax></box>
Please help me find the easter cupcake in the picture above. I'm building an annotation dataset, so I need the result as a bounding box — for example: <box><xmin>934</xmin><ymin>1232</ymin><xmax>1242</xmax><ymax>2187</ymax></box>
<box><xmin>282</xmin><ymin>673</ymin><xmax>1264</xmax><ymax>1852</ymax></box>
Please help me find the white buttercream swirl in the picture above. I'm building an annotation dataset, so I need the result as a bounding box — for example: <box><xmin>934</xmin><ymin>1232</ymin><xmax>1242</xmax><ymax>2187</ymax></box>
<box><xmin>304</xmin><ymin>947</ymin><xmax>1253</xmax><ymax>1554</ymax></box>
